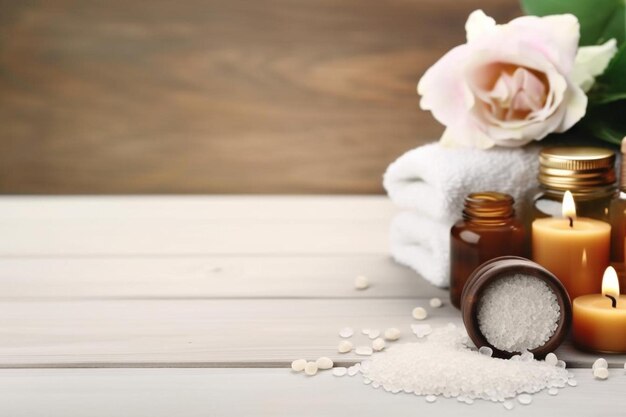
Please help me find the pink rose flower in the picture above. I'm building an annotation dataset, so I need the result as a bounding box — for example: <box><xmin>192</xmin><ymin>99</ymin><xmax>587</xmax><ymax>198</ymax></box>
<box><xmin>418</xmin><ymin>10</ymin><xmax>617</xmax><ymax>148</ymax></box>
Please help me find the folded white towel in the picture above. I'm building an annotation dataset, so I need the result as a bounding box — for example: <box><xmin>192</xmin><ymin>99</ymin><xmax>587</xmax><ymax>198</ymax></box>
<box><xmin>390</xmin><ymin>211</ymin><xmax>451</xmax><ymax>288</ymax></box>
<box><xmin>383</xmin><ymin>142</ymin><xmax>541</xmax><ymax>223</ymax></box>
<box><xmin>385</xmin><ymin>142</ymin><xmax>541</xmax><ymax>288</ymax></box>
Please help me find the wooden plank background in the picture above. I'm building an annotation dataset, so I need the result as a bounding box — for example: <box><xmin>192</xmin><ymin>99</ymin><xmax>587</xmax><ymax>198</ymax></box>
<box><xmin>0</xmin><ymin>0</ymin><xmax>520</xmax><ymax>194</ymax></box>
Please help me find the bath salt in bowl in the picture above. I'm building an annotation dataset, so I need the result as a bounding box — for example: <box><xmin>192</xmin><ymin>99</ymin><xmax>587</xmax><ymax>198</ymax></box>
<box><xmin>461</xmin><ymin>256</ymin><xmax>572</xmax><ymax>359</ymax></box>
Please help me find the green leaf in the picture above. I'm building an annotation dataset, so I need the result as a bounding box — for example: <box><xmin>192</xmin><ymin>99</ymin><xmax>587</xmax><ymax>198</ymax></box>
<box><xmin>581</xmin><ymin>101</ymin><xmax>626</xmax><ymax>145</ymax></box>
<box><xmin>521</xmin><ymin>0</ymin><xmax>626</xmax><ymax>46</ymax></box>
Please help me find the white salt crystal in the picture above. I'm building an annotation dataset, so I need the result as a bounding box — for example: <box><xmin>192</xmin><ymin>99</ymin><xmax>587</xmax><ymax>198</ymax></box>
<box><xmin>592</xmin><ymin>358</ymin><xmax>608</xmax><ymax>370</ymax></box>
<box><xmin>556</xmin><ymin>360</ymin><xmax>567</xmax><ymax>369</ymax></box>
<box><xmin>517</xmin><ymin>394</ymin><xmax>532</xmax><ymax>405</ymax></box>
<box><xmin>359</xmin><ymin>325</ymin><xmax>570</xmax><ymax>404</ymax></box>
<box><xmin>361</xmin><ymin>328</ymin><xmax>370</xmax><ymax>335</ymax></box>
<box><xmin>372</xmin><ymin>338</ymin><xmax>386</xmax><ymax>351</ymax></box>
<box><xmin>304</xmin><ymin>361</ymin><xmax>318</xmax><ymax>376</ymax></box>
<box><xmin>348</xmin><ymin>364</ymin><xmax>360</xmax><ymax>376</ymax></box>
<box><xmin>429</xmin><ymin>297</ymin><xmax>443</xmax><ymax>308</ymax></box>
<box><xmin>477</xmin><ymin>274</ymin><xmax>560</xmax><ymax>353</ymax></box>
<box><xmin>567</xmin><ymin>379</ymin><xmax>577</xmax><ymax>387</ymax></box>
<box><xmin>363</xmin><ymin>378</ymin><xmax>372</xmax><ymax>385</ymax></box>
<box><xmin>593</xmin><ymin>367</ymin><xmax>609</xmax><ymax>380</ymax></box>
<box><xmin>332</xmin><ymin>367</ymin><xmax>347</xmax><ymax>377</ymax></box>
<box><xmin>545</xmin><ymin>352</ymin><xmax>558</xmax><ymax>366</ymax></box>
<box><xmin>316</xmin><ymin>357</ymin><xmax>333</xmax><ymax>370</ymax></box>
<box><xmin>339</xmin><ymin>327</ymin><xmax>354</xmax><ymax>338</ymax></box>
<box><xmin>624</xmin><ymin>362</ymin><xmax>626</xmax><ymax>372</ymax></box>
<box><xmin>411</xmin><ymin>324</ymin><xmax>432</xmax><ymax>338</ymax></box>
<box><xmin>354</xmin><ymin>275</ymin><xmax>369</xmax><ymax>290</ymax></box>
<box><xmin>368</xmin><ymin>329</ymin><xmax>381</xmax><ymax>339</ymax></box>
<box><xmin>338</xmin><ymin>340</ymin><xmax>353</xmax><ymax>353</ymax></box>
<box><xmin>412</xmin><ymin>307</ymin><xmax>428</xmax><ymax>320</ymax></box>
<box><xmin>520</xmin><ymin>351</ymin><xmax>534</xmax><ymax>362</ymax></box>
<box><xmin>425</xmin><ymin>395</ymin><xmax>437</xmax><ymax>403</ymax></box>
<box><xmin>503</xmin><ymin>401</ymin><xmax>514</xmax><ymax>410</ymax></box>
<box><xmin>356</xmin><ymin>346</ymin><xmax>373</xmax><ymax>356</ymax></box>
<box><xmin>291</xmin><ymin>359</ymin><xmax>307</xmax><ymax>372</ymax></box>
<box><xmin>384</xmin><ymin>327</ymin><xmax>401</xmax><ymax>341</ymax></box>
<box><xmin>478</xmin><ymin>346</ymin><xmax>493</xmax><ymax>357</ymax></box>
<box><xmin>548</xmin><ymin>388</ymin><xmax>559</xmax><ymax>396</ymax></box>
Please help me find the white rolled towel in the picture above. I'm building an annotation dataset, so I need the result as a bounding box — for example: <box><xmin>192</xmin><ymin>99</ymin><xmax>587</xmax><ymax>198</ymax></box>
<box><xmin>383</xmin><ymin>142</ymin><xmax>541</xmax><ymax>223</ymax></box>
<box><xmin>385</xmin><ymin>142</ymin><xmax>541</xmax><ymax>287</ymax></box>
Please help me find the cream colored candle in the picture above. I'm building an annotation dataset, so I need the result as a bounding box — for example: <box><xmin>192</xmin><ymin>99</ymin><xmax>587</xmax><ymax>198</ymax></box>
<box><xmin>573</xmin><ymin>266</ymin><xmax>626</xmax><ymax>353</ymax></box>
<box><xmin>532</xmin><ymin>191</ymin><xmax>611</xmax><ymax>300</ymax></box>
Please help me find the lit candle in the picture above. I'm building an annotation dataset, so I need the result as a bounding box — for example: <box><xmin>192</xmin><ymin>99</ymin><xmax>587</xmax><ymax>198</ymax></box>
<box><xmin>572</xmin><ymin>266</ymin><xmax>626</xmax><ymax>353</ymax></box>
<box><xmin>532</xmin><ymin>191</ymin><xmax>611</xmax><ymax>299</ymax></box>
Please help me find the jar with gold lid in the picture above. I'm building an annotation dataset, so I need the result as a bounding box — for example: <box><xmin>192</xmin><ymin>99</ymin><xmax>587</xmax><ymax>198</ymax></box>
<box><xmin>527</xmin><ymin>146</ymin><xmax>617</xmax><ymax>224</ymax></box>
<box><xmin>450</xmin><ymin>192</ymin><xmax>526</xmax><ymax>309</ymax></box>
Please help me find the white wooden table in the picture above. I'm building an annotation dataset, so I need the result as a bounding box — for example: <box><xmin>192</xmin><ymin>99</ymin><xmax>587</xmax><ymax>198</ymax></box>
<box><xmin>0</xmin><ymin>196</ymin><xmax>625</xmax><ymax>416</ymax></box>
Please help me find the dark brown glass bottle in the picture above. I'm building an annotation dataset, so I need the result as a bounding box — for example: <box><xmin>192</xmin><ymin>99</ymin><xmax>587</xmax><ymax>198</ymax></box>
<box><xmin>610</xmin><ymin>138</ymin><xmax>626</xmax><ymax>265</ymax></box>
<box><xmin>450</xmin><ymin>192</ymin><xmax>525</xmax><ymax>309</ymax></box>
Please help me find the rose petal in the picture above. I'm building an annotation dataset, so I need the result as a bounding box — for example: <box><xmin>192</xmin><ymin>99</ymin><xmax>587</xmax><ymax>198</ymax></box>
<box><xmin>571</xmin><ymin>39</ymin><xmax>618</xmax><ymax>92</ymax></box>
<box><xmin>465</xmin><ymin>10</ymin><xmax>496</xmax><ymax>43</ymax></box>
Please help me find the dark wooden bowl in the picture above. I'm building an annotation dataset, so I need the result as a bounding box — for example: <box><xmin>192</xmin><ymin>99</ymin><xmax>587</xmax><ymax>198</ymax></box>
<box><xmin>461</xmin><ymin>256</ymin><xmax>572</xmax><ymax>359</ymax></box>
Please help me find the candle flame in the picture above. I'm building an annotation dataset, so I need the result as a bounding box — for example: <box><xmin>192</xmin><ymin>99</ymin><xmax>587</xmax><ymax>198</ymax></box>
<box><xmin>602</xmin><ymin>266</ymin><xmax>620</xmax><ymax>299</ymax></box>
<box><xmin>562</xmin><ymin>190</ymin><xmax>576</xmax><ymax>221</ymax></box>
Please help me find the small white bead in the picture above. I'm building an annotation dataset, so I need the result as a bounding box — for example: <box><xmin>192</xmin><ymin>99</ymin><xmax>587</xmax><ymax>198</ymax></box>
<box><xmin>384</xmin><ymin>327</ymin><xmax>401</xmax><ymax>341</ymax></box>
<box><xmin>545</xmin><ymin>352</ymin><xmax>558</xmax><ymax>366</ymax></box>
<box><xmin>338</xmin><ymin>340</ymin><xmax>353</xmax><ymax>353</ymax></box>
<box><xmin>517</xmin><ymin>394</ymin><xmax>532</xmax><ymax>405</ymax></box>
<box><xmin>316</xmin><ymin>356</ymin><xmax>333</xmax><ymax>370</ymax></box>
<box><xmin>290</xmin><ymin>359</ymin><xmax>307</xmax><ymax>372</ymax></box>
<box><xmin>593</xmin><ymin>367</ymin><xmax>609</xmax><ymax>380</ymax></box>
<box><xmin>368</xmin><ymin>329</ymin><xmax>381</xmax><ymax>339</ymax></box>
<box><xmin>304</xmin><ymin>361</ymin><xmax>318</xmax><ymax>376</ymax></box>
<box><xmin>372</xmin><ymin>337</ymin><xmax>386</xmax><ymax>351</ymax></box>
<box><xmin>355</xmin><ymin>346</ymin><xmax>373</xmax><ymax>356</ymax></box>
<box><xmin>412</xmin><ymin>307</ymin><xmax>428</xmax><ymax>320</ymax></box>
<box><xmin>354</xmin><ymin>275</ymin><xmax>369</xmax><ymax>290</ymax></box>
<box><xmin>429</xmin><ymin>297</ymin><xmax>443</xmax><ymax>308</ymax></box>
<box><xmin>592</xmin><ymin>358</ymin><xmax>608</xmax><ymax>370</ymax></box>
<box><xmin>338</xmin><ymin>327</ymin><xmax>354</xmax><ymax>338</ymax></box>
<box><xmin>332</xmin><ymin>367</ymin><xmax>347</xmax><ymax>377</ymax></box>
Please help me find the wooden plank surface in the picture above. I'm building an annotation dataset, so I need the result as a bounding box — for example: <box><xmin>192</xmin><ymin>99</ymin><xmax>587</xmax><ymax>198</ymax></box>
<box><xmin>0</xmin><ymin>368</ymin><xmax>625</xmax><ymax>417</ymax></box>
<box><xmin>0</xmin><ymin>0</ymin><xmax>520</xmax><ymax>194</ymax></box>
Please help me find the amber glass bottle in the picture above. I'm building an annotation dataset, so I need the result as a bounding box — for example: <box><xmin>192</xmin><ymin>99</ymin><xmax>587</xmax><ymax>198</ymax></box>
<box><xmin>609</xmin><ymin>138</ymin><xmax>626</xmax><ymax>264</ymax></box>
<box><xmin>450</xmin><ymin>192</ymin><xmax>525</xmax><ymax>309</ymax></box>
<box><xmin>526</xmin><ymin>147</ymin><xmax>616</xmax><ymax>225</ymax></box>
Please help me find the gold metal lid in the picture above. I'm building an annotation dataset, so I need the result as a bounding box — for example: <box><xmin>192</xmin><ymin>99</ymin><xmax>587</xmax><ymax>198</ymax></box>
<box><xmin>539</xmin><ymin>147</ymin><xmax>616</xmax><ymax>193</ymax></box>
<box><xmin>463</xmin><ymin>192</ymin><xmax>515</xmax><ymax>224</ymax></box>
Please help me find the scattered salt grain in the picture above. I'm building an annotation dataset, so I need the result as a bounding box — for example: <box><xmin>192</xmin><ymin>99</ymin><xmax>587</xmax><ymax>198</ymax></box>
<box><xmin>359</xmin><ymin>325</ymin><xmax>569</xmax><ymax>404</ymax></box>
<box><xmin>556</xmin><ymin>360</ymin><xmax>567</xmax><ymax>369</ymax></box>
<box><xmin>361</xmin><ymin>329</ymin><xmax>370</xmax><ymax>335</ymax></box>
<box><xmin>384</xmin><ymin>328</ymin><xmax>401</xmax><ymax>341</ymax></box>
<box><xmin>338</xmin><ymin>340</ymin><xmax>353</xmax><ymax>353</ymax></box>
<box><xmin>520</xmin><ymin>351</ymin><xmax>534</xmax><ymax>362</ymax></box>
<box><xmin>368</xmin><ymin>329</ymin><xmax>381</xmax><ymax>339</ymax></box>
<box><xmin>304</xmin><ymin>361</ymin><xmax>318</xmax><ymax>376</ymax></box>
<box><xmin>567</xmin><ymin>379</ymin><xmax>577</xmax><ymax>387</ymax></box>
<box><xmin>332</xmin><ymin>367</ymin><xmax>347</xmax><ymax>377</ymax></box>
<box><xmin>412</xmin><ymin>307</ymin><xmax>428</xmax><ymax>320</ymax></box>
<box><xmin>478</xmin><ymin>346</ymin><xmax>493</xmax><ymax>357</ymax></box>
<box><xmin>425</xmin><ymin>395</ymin><xmax>437</xmax><ymax>403</ymax></box>
<box><xmin>354</xmin><ymin>275</ymin><xmax>369</xmax><ymax>290</ymax></box>
<box><xmin>372</xmin><ymin>338</ymin><xmax>386</xmax><ymax>351</ymax></box>
<box><xmin>429</xmin><ymin>297</ymin><xmax>443</xmax><ymax>308</ymax></box>
<box><xmin>339</xmin><ymin>327</ymin><xmax>354</xmax><ymax>338</ymax></box>
<box><xmin>356</xmin><ymin>346</ymin><xmax>373</xmax><ymax>356</ymax></box>
<box><xmin>592</xmin><ymin>358</ymin><xmax>608</xmax><ymax>370</ymax></box>
<box><xmin>348</xmin><ymin>364</ymin><xmax>361</xmax><ymax>376</ymax></box>
<box><xmin>517</xmin><ymin>394</ymin><xmax>532</xmax><ymax>405</ymax></box>
<box><xmin>411</xmin><ymin>324</ymin><xmax>432</xmax><ymax>338</ymax></box>
<box><xmin>503</xmin><ymin>401</ymin><xmax>514</xmax><ymax>410</ymax></box>
<box><xmin>593</xmin><ymin>367</ymin><xmax>609</xmax><ymax>380</ymax></box>
<box><xmin>477</xmin><ymin>274</ymin><xmax>560</xmax><ymax>353</ymax></box>
<box><xmin>291</xmin><ymin>359</ymin><xmax>307</xmax><ymax>372</ymax></box>
<box><xmin>545</xmin><ymin>352</ymin><xmax>558</xmax><ymax>366</ymax></box>
<box><xmin>316</xmin><ymin>357</ymin><xmax>333</xmax><ymax>370</ymax></box>
<box><xmin>548</xmin><ymin>388</ymin><xmax>559</xmax><ymax>396</ymax></box>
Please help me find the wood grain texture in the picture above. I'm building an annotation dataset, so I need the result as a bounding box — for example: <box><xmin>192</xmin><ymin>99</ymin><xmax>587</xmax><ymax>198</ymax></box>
<box><xmin>0</xmin><ymin>368</ymin><xmax>625</xmax><ymax>417</ymax></box>
<box><xmin>0</xmin><ymin>0</ymin><xmax>520</xmax><ymax>193</ymax></box>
